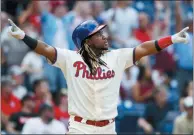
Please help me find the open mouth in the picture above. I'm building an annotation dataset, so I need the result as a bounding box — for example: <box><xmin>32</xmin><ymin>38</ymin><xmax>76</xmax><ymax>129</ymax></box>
<box><xmin>105</xmin><ymin>42</ymin><xmax>109</xmax><ymax>46</ymax></box>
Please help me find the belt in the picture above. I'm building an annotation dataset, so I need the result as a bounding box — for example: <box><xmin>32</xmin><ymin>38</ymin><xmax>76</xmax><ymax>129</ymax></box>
<box><xmin>74</xmin><ymin>116</ymin><xmax>115</xmax><ymax>127</ymax></box>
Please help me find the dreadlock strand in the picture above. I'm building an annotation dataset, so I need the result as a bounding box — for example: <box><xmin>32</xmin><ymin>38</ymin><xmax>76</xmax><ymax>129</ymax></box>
<box><xmin>77</xmin><ymin>41</ymin><xmax>109</xmax><ymax>75</ymax></box>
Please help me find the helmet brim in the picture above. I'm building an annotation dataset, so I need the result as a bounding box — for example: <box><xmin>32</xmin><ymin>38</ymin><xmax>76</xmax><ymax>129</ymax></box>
<box><xmin>89</xmin><ymin>24</ymin><xmax>107</xmax><ymax>37</ymax></box>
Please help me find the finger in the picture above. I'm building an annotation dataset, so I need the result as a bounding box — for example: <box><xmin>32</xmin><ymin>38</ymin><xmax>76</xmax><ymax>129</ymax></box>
<box><xmin>180</xmin><ymin>27</ymin><xmax>189</xmax><ymax>33</ymax></box>
<box><xmin>8</xmin><ymin>19</ymin><xmax>17</xmax><ymax>27</ymax></box>
<box><xmin>179</xmin><ymin>37</ymin><xmax>188</xmax><ymax>44</ymax></box>
<box><xmin>184</xmin><ymin>33</ymin><xmax>189</xmax><ymax>44</ymax></box>
<box><xmin>8</xmin><ymin>26</ymin><xmax>19</xmax><ymax>35</ymax></box>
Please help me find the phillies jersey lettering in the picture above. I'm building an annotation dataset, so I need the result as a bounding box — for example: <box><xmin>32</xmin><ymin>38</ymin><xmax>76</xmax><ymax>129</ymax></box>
<box><xmin>73</xmin><ymin>61</ymin><xmax>115</xmax><ymax>79</ymax></box>
<box><xmin>51</xmin><ymin>47</ymin><xmax>134</xmax><ymax>120</ymax></box>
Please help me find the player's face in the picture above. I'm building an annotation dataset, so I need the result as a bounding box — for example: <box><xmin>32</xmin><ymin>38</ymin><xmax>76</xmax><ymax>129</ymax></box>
<box><xmin>88</xmin><ymin>30</ymin><xmax>109</xmax><ymax>50</ymax></box>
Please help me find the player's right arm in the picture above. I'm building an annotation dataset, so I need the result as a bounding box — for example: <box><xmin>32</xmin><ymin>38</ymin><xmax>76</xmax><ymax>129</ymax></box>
<box><xmin>8</xmin><ymin>19</ymin><xmax>56</xmax><ymax>64</ymax></box>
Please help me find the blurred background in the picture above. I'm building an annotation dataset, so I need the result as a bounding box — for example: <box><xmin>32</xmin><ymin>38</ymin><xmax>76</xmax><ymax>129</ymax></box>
<box><xmin>1</xmin><ymin>0</ymin><xmax>193</xmax><ymax>134</ymax></box>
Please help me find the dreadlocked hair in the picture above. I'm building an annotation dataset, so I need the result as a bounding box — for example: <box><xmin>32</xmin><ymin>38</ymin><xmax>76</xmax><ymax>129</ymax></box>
<box><xmin>77</xmin><ymin>40</ymin><xmax>108</xmax><ymax>75</ymax></box>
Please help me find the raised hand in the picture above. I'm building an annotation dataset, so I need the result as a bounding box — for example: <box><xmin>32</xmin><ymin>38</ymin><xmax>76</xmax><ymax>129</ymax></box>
<box><xmin>171</xmin><ymin>27</ymin><xmax>189</xmax><ymax>44</ymax></box>
<box><xmin>8</xmin><ymin>19</ymin><xmax>25</xmax><ymax>39</ymax></box>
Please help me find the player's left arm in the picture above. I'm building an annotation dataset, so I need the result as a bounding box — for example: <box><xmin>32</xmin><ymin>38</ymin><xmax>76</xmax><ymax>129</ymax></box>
<box><xmin>134</xmin><ymin>27</ymin><xmax>189</xmax><ymax>62</ymax></box>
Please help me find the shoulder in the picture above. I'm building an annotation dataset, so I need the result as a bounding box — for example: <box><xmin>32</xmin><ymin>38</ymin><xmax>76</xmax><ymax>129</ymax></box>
<box><xmin>28</xmin><ymin>117</ymin><xmax>40</xmax><ymax>121</ymax></box>
<box><xmin>109</xmin><ymin>48</ymin><xmax>134</xmax><ymax>54</ymax></box>
<box><xmin>55</xmin><ymin>48</ymin><xmax>78</xmax><ymax>57</ymax></box>
<box><xmin>56</xmin><ymin>47</ymin><xmax>76</xmax><ymax>53</ymax></box>
<box><xmin>127</xmin><ymin>7</ymin><xmax>138</xmax><ymax>14</ymax></box>
<box><xmin>112</xmin><ymin>48</ymin><xmax>135</xmax><ymax>58</ymax></box>
<box><xmin>17</xmin><ymin>85</ymin><xmax>27</xmax><ymax>91</ymax></box>
<box><xmin>25</xmin><ymin>117</ymin><xmax>40</xmax><ymax>125</ymax></box>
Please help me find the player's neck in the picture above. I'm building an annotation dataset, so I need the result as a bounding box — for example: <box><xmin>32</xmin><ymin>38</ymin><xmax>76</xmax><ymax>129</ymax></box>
<box><xmin>90</xmin><ymin>47</ymin><xmax>103</xmax><ymax>57</ymax></box>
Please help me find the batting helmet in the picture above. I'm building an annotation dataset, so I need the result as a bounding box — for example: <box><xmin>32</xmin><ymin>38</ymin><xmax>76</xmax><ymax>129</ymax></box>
<box><xmin>72</xmin><ymin>20</ymin><xmax>106</xmax><ymax>49</ymax></box>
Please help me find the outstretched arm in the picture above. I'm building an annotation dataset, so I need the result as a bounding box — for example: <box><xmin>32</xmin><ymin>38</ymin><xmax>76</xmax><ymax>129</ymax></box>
<box><xmin>8</xmin><ymin>19</ymin><xmax>56</xmax><ymax>63</ymax></box>
<box><xmin>134</xmin><ymin>27</ymin><xmax>189</xmax><ymax>62</ymax></box>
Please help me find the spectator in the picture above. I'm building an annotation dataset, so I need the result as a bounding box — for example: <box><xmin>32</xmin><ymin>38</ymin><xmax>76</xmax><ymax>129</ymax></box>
<box><xmin>131</xmin><ymin>65</ymin><xmax>154</xmax><ymax>103</ymax></box>
<box><xmin>63</xmin><ymin>1</ymin><xmax>94</xmax><ymax>51</ymax></box>
<box><xmin>54</xmin><ymin>88</ymin><xmax>69</xmax><ymax>130</ymax></box>
<box><xmin>1</xmin><ymin>76</ymin><xmax>21</xmax><ymax>129</ymax></box>
<box><xmin>37</xmin><ymin>0</ymin><xmax>69</xmax><ymax>49</ymax></box>
<box><xmin>35</xmin><ymin>1</ymin><xmax>68</xmax><ymax>93</ymax></box>
<box><xmin>151</xmin><ymin>70</ymin><xmax>167</xmax><ymax>87</ymax></box>
<box><xmin>174</xmin><ymin>1</ymin><xmax>193</xmax><ymax>92</ymax></box>
<box><xmin>21</xmin><ymin>51</ymin><xmax>44</xmax><ymax>88</ymax></box>
<box><xmin>2</xmin><ymin>0</ymin><xmax>31</xmax><ymax>23</ymax></box>
<box><xmin>150</xmin><ymin>1</ymin><xmax>177</xmax><ymax>76</ymax></box>
<box><xmin>32</xmin><ymin>78</ymin><xmax>53</xmax><ymax>112</ymax></box>
<box><xmin>6</xmin><ymin>94</ymin><xmax>37</xmax><ymax>134</ymax></box>
<box><xmin>120</xmin><ymin>66</ymin><xmax>139</xmax><ymax>99</ymax></box>
<box><xmin>132</xmin><ymin>0</ymin><xmax>155</xmax><ymax>23</ymax></box>
<box><xmin>17</xmin><ymin>2</ymin><xmax>41</xmax><ymax>33</ymax></box>
<box><xmin>179</xmin><ymin>80</ymin><xmax>193</xmax><ymax>112</ymax></box>
<box><xmin>173</xmin><ymin>96</ymin><xmax>193</xmax><ymax>134</ymax></box>
<box><xmin>1</xmin><ymin>11</ymin><xmax>9</xmax><ymax>32</ymax></box>
<box><xmin>22</xmin><ymin>103</ymin><xmax>67</xmax><ymax>134</ymax></box>
<box><xmin>67</xmin><ymin>1</ymin><xmax>93</xmax><ymax>31</ymax></box>
<box><xmin>8</xmin><ymin>65</ymin><xmax>27</xmax><ymax>99</ymax></box>
<box><xmin>90</xmin><ymin>1</ymin><xmax>105</xmax><ymax>25</ymax></box>
<box><xmin>104</xmin><ymin>1</ymin><xmax>139</xmax><ymax>48</ymax></box>
<box><xmin>1</xmin><ymin>48</ymin><xmax>8</xmax><ymax>76</ymax></box>
<box><xmin>133</xmin><ymin>12</ymin><xmax>151</xmax><ymax>43</ymax></box>
<box><xmin>1</xmin><ymin>21</ymin><xmax>39</xmax><ymax>67</ymax></box>
<box><xmin>138</xmin><ymin>86</ymin><xmax>173</xmax><ymax>133</ymax></box>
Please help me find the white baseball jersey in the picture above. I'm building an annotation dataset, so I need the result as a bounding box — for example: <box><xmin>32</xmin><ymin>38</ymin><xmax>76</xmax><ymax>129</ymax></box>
<box><xmin>51</xmin><ymin>47</ymin><xmax>134</xmax><ymax>120</ymax></box>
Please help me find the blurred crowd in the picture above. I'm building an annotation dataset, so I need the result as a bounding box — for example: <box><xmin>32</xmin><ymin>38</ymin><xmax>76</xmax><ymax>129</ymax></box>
<box><xmin>1</xmin><ymin>0</ymin><xmax>193</xmax><ymax>134</ymax></box>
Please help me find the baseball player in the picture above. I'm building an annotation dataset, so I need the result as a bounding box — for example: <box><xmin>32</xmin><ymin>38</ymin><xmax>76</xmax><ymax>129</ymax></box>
<box><xmin>8</xmin><ymin>19</ymin><xmax>189</xmax><ymax>134</ymax></box>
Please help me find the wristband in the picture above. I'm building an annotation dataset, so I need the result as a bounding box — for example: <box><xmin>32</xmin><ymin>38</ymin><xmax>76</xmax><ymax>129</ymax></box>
<box><xmin>155</xmin><ymin>36</ymin><xmax>173</xmax><ymax>51</ymax></box>
<box><xmin>22</xmin><ymin>35</ymin><xmax>38</xmax><ymax>50</ymax></box>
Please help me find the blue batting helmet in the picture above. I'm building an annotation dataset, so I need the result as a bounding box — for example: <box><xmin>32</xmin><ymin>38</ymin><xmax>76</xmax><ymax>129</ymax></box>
<box><xmin>72</xmin><ymin>20</ymin><xmax>106</xmax><ymax>49</ymax></box>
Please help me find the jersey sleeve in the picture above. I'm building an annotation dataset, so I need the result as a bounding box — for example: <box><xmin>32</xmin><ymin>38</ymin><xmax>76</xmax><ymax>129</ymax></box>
<box><xmin>117</xmin><ymin>48</ymin><xmax>136</xmax><ymax>69</ymax></box>
<box><xmin>47</xmin><ymin>47</ymin><xmax>70</xmax><ymax>70</ymax></box>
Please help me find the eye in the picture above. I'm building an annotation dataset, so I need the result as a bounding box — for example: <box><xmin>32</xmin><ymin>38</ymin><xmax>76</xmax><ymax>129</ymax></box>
<box><xmin>96</xmin><ymin>31</ymin><xmax>104</xmax><ymax>37</ymax></box>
